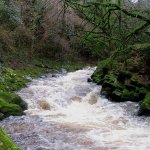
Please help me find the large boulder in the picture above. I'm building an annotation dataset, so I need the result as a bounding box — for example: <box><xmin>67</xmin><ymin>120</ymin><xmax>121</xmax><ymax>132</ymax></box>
<box><xmin>92</xmin><ymin>67</ymin><xmax>149</xmax><ymax>103</ymax></box>
<box><xmin>0</xmin><ymin>92</ymin><xmax>27</xmax><ymax>120</ymax></box>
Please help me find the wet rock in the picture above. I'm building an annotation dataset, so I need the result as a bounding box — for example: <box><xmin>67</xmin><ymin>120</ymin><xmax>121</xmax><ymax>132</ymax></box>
<box><xmin>38</xmin><ymin>101</ymin><xmax>51</xmax><ymax>110</ymax></box>
<box><xmin>138</xmin><ymin>92</ymin><xmax>150</xmax><ymax>116</ymax></box>
<box><xmin>52</xmin><ymin>74</ymin><xmax>57</xmax><ymax>77</ymax></box>
<box><xmin>87</xmin><ymin>78</ymin><xmax>92</xmax><ymax>82</ymax></box>
<box><xmin>111</xmin><ymin>90</ymin><xmax>122</xmax><ymax>101</ymax></box>
<box><xmin>26</xmin><ymin>76</ymin><xmax>32</xmax><ymax>80</ymax></box>
<box><xmin>40</xmin><ymin>75</ymin><xmax>46</xmax><ymax>78</ymax></box>
<box><xmin>121</xmin><ymin>89</ymin><xmax>139</xmax><ymax>102</ymax></box>
<box><xmin>101</xmin><ymin>72</ymin><xmax>124</xmax><ymax>101</ymax></box>
<box><xmin>91</xmin><ymin>72</ymin><xmax>104</xmax><ymax>85</ymax></box>
<box><xmin>71</xmin><ymin>96</ymin><xmax>82</xmax><ymax>103</ymax></box>
<box><xmin>0</xmin><ymin>92</ymin><xmax>27</xmax><ymax>119</ymax></box>
<box><xmin>0</xmin><ymin>113</ymin><xmax>4</xmax><ymax>120</ymax></box>
<box><xmin>88</xmin><ymin>95</ymin><xmax>97</xmax><ymax>105</ymax></box>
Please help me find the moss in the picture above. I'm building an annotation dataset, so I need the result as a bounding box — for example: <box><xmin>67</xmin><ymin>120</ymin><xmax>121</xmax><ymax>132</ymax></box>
<box><xmin>102</xmin><ymin>72</ymin><xmax>123</xmax><ymax>90</ymax></box>
<box><xmin>111</xmin><ymin>89</ymin><xmax>123</xmax><ymax>101</ymax></box>
<box><xmin>91</xmin><ymin>72</ymin><xmax>104</xmax><ymax>84</ymax></box>
<box><xmin>0</xmin><ymin>68</ymin><xmax>30</xmax><ymax>92</ymax></box>
<box><xmin>121</xmin><ymin>89</ymin><xmax>139</xmax><ymax>102</ymax></box>
<box><xmin>139</xmin><ymin>92</ymin><xmax>150</xmax><ymax>116</ymax></box>
<box><xmin>0</xmin><ymin>92</ymin><xmax>27</xmax><ymax>120</ymax></box>
<box><xmin>0</xmin><ymin>99</ymin><xmax>22</xmax><ymax>116</ymax></box>
<box><xmin>0</xmin><ymin>92</ymin><xmax>27</xmax><ymax>110</ymax></box>
<box><xmin>0</xmin><ymin>128</ymin><xmax>21</xmax><ymax>150</ymax></box>
<box><xmin>91</xmin><ymin>60</ymin><xmax>111</xmax><ymax>84</ymax></box>
<box><xmin>101</xmin><ymin>72</ymin><xmax>124</xmax><ymax>100</ymax></box>
<box><xmin>92</xmin><ymin>62</ymin><xmax>149</xmax><ymax>104</ymax></box>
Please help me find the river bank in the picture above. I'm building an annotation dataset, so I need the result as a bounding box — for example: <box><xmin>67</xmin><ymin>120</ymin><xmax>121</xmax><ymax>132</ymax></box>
<box><xmin>91</xmin><ymin>59</ymin><xmax>150</xmax><ymax>116</ymax></box>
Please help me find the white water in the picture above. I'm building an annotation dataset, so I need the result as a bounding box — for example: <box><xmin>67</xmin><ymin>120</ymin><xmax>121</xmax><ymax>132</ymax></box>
<box><xmin>1</xmin><ymin>67</ymin><xmax>150</xmax><ymax>150</ymax></box>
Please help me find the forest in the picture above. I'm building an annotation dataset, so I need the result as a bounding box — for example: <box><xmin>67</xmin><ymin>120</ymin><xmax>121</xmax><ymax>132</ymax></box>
<box><xmin>0</xmin><ymin>0</ymin><xmax>150</xmax><ymax>149</ymax></box>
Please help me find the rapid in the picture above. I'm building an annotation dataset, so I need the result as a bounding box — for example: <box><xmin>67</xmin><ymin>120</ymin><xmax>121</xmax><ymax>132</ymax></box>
<box><xmin>0</xmin><ymin>67</ymin><xmax>150</xmax><ymax>150</ymax></box>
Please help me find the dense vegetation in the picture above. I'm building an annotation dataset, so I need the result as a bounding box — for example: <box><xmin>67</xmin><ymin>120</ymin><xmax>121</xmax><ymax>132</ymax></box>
<box><xmin>65</xmin><ymin>0</ymin><xmax>150</xmax><ymax>115</ymax></box>
<box><xmin>0</xmin><ymin>0</ymin><xmax>150</xmax><ymax>147</ymax></box>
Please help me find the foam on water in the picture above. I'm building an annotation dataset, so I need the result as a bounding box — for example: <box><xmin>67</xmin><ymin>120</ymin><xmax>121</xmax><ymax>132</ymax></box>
<box><xmin>0</xmin><ymin>67</ymin><xmax>150</xmax><ymax>150</ymax></box>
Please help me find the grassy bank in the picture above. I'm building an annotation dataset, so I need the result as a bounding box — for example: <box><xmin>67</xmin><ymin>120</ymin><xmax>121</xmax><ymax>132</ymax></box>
<box><xmin>0</xmin><ymin>128</ymin><xmax>21</xmax><ymax>150</ymax></box>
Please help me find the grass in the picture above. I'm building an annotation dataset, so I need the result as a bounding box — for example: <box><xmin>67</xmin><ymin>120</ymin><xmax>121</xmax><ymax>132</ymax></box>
<box><xmin>0</xmin><ymin>128</ymin><xmax>21</xmax><ymax>150</ymax></box>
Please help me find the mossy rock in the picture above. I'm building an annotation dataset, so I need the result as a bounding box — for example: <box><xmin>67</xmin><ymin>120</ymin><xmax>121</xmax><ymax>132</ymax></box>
<box><xmin>0</xmin><ymin>98</ymin><xmax>22</xmax><ymax>119</ymax></box>
<box><xmin>139</xmin><ymin>92</ymin><xmax>150</xmax><ymax>116</ymax></box>
<box><xmin>0</xmin><ymin>92</ymin><xmax>27</xmax><ymax>110</ymax></box>
<box><xmin>99</xmin><ymin>71</ymin><xmax>148</xmax><ymax>102</ymax></box>
<box><xmin>130</xmin><ymin>76</ymin><xmax>149</xmax><ymax>89</ymax></box>
<box><xmin>101</xmin><ymin>72</ymin><xmax>124</xmax><ymax>100</ymax></box>
<box><xmin>111</xmin><ymin>89</ymin><xmax>123</xmax><ymax>101</ymax></box>
<box><xmin>0</xmin><ymin>128</ymin><xmax>20</xmax><ymax>150</ymax></box>
<box><xmin>136</xmin><ymin>87</ymin><xmax>149</xmax><ymax>101</ymax></box>
<box><xmin>0</xmin><ymin>92</ymin><xmax>27</xmax><ymax>119</ymax></box>
<box><xmin>91</xmin><ymin>67</ymin><xmax>110</xmax><ymax>85</ymax></box>
<box><xmin>91</xmin><ymin>72</ymin><xmax>104</xmax><ymax>84</ymax></box>
<box><xmin>102</xmin><ymin>72</ymin><xmax>123</xmax><ymax>90</ymax></box>
<box><xmin>121</xmin><ymin>89</ymin><xmax>139</xmax><ymax>102</ymax></box>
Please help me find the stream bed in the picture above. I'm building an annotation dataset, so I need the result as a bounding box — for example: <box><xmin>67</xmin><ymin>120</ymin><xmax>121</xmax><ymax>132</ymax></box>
<box><xmin>0</xmin><ymin>67</ymin><xmax>150</xmax><ymax>150</ymax></box>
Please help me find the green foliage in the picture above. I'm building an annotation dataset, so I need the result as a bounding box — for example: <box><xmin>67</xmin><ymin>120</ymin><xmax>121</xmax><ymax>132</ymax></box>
<box><xmin>139</xmin><ymin>93</ymin><xmax>150</xmax><ymax>116</ymax></box>
<box><xmin>0</xmin><ymin>0</ymin><xmax>22</xmax><ymax>28</ymax></box>
<box><xmin>66</xmin><ymin>0</ymin><xmax>150</xmax><ymax>63</ymax></box>
<box><xmin>0</xmin><ymin>67</ymin><xmax>29</xmax><ymax>92</ymax></box>
<box><xmin>0</xmin><ymin>98</ymin><xmax>22</xmax><ymax>119</ymax></box>
<box><xmin>130</xmin><ymin>43</ymin><xmax>150</xmax><ymax>52</ymax></box>
<box><xmin>0</xmin><ymin>128</ymin><xmax>21</xmax><ymax>150</ymax></box>
<box><xmin>0</xmin><ymin>91</ymin><xmax>27</xmax><ymax>120</ymax></box>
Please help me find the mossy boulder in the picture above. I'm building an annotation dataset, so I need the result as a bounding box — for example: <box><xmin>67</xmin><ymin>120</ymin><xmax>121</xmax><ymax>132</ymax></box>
<box><xmin>91</xmin><ymin>71</ymin><xmax>104</xmax><ymax>84</ymax></box>
<box><xmin>0</xmin><ymin>128</ymin><xmax>20</xmax><ymax>150</ymax></box>
<box><xmin>0</xmin><ymin>92</ymin><xmax>27</xmax><ymax>120</ymax></box>
<box><xmin>138</xmin><ymin>92</ymin><xmax>150</xmax><ymax>116</ymax></box>
<box><xmin>102</xmin><ymin>75</ymin><xmax>148</xmax><ymax>102</ymax></box>
<box><xmin>92</xmin><ymin>65</ymin><xmax>149</xmax><ymax>103</ymax></box>
<box><xmin>101</xmin><ymin>72</ymin><xmax>124</xmax><ymax>99</ymax></box>
<box><xmin>91</xmin><ymin>67</ymin><xmax>109</xmax><ymax>85</ymax></box>
<box><xmin>121</xmin><ymin>89</ymin><xmax>139</xmax><ymax>102</ymax></box>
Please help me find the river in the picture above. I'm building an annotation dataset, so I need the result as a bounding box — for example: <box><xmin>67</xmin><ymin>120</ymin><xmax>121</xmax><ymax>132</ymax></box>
<box><xmin>0</xmin><ymin>67</ymin><xmax>150</xmax><ymax>150</ymax></box>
